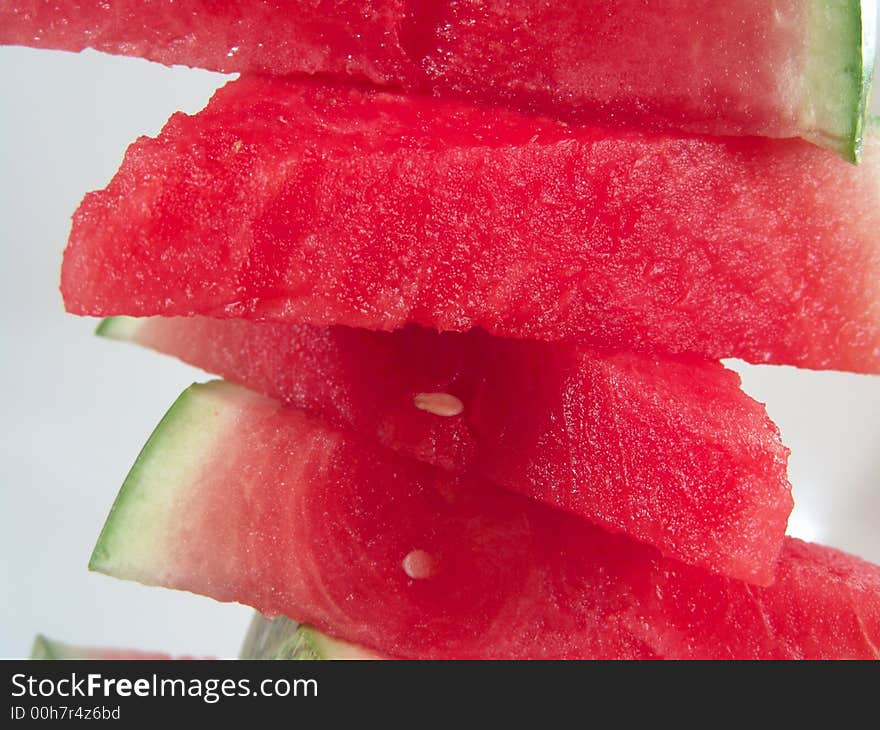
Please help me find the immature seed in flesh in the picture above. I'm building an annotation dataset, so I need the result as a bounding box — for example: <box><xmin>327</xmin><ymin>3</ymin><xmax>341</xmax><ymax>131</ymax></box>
<box><xmin>402</xmin><ymin>550</ymin><xmax>435</xmax><ymax>580</ymax></box>
<box><xmin>413</xmin><ymin>392</ymin><xmax>464</xmax><ymax>417</ymax></box>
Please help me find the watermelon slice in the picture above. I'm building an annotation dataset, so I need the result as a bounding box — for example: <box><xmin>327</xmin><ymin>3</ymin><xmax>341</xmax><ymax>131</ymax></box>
<box><xmin>98</xmin><ymin>315</ymin><xmax>792</xmax><ymax>585</ymax></box>
<box><xmin>0</xmin><ymin>1</ymin><xmax>873</xmax><ymax>159</ymax></box>
<box><xmin>30</xmin><ymin>635</ymin><xmax>171</xmax><ymax>660</ymax></box>
<box><xmin>240</xmin><ymin>614</ymin><xmax>384</xmax><ymax>660</ymax></box>
<box><xmin>62</xmin><ymin>77</ymin><xmax>880</xmax><ymax>373</ymax></box>
<box><xmin>90</xmin><ymin>381</ymin><xmax>880</xmax><ymax>660</ymax></box>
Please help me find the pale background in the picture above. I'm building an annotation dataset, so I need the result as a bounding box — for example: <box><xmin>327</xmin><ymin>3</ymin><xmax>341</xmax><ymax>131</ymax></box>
<box><xmin>1</xmin><ymin>41</ymin><xmax>878</xmax><ymax>658</ymax></box>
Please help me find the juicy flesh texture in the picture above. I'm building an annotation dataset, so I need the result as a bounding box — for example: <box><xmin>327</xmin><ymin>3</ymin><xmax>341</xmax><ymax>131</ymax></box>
<box><xmin>0</xmin><ymin>1</ymin><xmax>840</xmax><ymax>144</ymax></box>
<box><xmin>95</xmin><ymin>384</ymin><xmax>880</xmax><ymax>660</ymax></box>
<box><xmin>118</xmin><ymin>317</ymin><xmax>792</xmax><ymax>585</ymax></box>
<box><xmin>63</xmin><ymin>77</ymin><xmax>880</xmax><ymax>371</ymax></box>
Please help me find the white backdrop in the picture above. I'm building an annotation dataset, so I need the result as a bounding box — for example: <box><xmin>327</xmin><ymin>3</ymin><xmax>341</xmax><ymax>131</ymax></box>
<box><xmin>1</xmin><ymin>42</ymin><xmax>878</xmax><ymax>658</ymax></box>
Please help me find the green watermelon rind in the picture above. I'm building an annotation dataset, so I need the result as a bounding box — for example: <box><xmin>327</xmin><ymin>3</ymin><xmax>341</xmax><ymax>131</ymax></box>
<box><xmin>30</xmin><ymin>635</ymin><xmax>73</xmax><ymax>660</ymax></box>
<box><xmin>89</xmin><ymin>381</ymin><xmax>243</xmax><ymax>582</ymax></box>
<box><xmin>287</xmin><ymin>625</ymin><xmax>383</xmax><ymax>660</ymax></box>
<box><xmin>95</xmin><ymin>315</ymin><xmax>143</xmax><ymax>341</ymax></box>
<box><xmin>804</xmin><ymin>0</ymin><xmax>875</xmax><ymax>162</ymax></box>
<box><xmin>240</xmin><ymin>613</ymin><xmax>385</xmax><ymax>660</ymax></box>
<box><xmin>240</xmin><ymin>614</ymin><xmax>304</xmax><ymax>659</ymax></box>
<box><xmin>87</xmin><ymin>379</ymin><xmax>384</xmax><ymax>660</ymax></box>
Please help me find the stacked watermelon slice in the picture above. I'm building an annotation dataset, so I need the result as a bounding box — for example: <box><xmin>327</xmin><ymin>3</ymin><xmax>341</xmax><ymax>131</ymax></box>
<box><xmin>7</xmin><ymin>1</ymin><xmax>880</xmax><ymax>659</ymax></box>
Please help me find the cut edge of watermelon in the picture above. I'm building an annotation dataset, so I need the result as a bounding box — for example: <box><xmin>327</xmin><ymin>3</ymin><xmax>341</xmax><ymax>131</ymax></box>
<box><xmin>240</xmin><ymin>613</ymin><xmax>385</xmax><ymax>660</ymax></box>
<box><xmin>88</xmin><ymin>381</ymin><xmax>242</xmax><ymax>583</ymax></box>
<box><xmin>804</xmin><ymin>0</ymin><xmax>876</xmax><ymax>161</ymax></box>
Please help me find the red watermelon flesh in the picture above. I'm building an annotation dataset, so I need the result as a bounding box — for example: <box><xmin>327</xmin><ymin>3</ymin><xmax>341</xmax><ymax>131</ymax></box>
<box><xmin>99</xmin><ymin>315</ymin><xmax>792</xmax><ymax>585</ymax></box>
<box><xmin>62</xmin><ymin>77</ymin><xmax>880</xmax><ymax>372</ymax></box>
<box><xmin>90</xmin><ymin>382</ymin><xmax>880</xmax><ymax>660</ymax></box>
<box><xmin>0</xmin><ymin>1</ymin><xmax>872</xmax><ymax>159</ymax></box>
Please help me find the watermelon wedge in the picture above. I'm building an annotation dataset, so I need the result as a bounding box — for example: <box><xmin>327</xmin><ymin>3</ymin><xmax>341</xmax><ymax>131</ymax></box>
<box><xmin>62</xmin><ymin>78</ymin><xmax>880</xmax><ymax>373</ymax></box>
<box><xmin>90</xmin><ymin>381</ymin><xmax>880</xmax><ymax>660</ymax></box>
<box><xmin>240</xmin><ymin>615</ymin><xmax>384</xmax><ymax>660</ymax></box>
<box><xmin>98</xmin><ymin>315</ymin><xmax>792</xmax><ymax>585</ymax></box>
<box><xmin>30</xmin><ymin>635</ymin><xmax>171</xmax><ymax>660</ymax></box>
<box><xmin>0</xmin><ymin>1</ymin><xmax>873</xmax><ymax>159</ymax></box>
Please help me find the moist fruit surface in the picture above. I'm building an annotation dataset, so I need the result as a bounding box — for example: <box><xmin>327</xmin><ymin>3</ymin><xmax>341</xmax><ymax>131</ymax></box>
<box><xmin>63</xmin><ymin>78</ymin><xmax>880</xmax><ymax>372</ymax></box>
<box><xmin>91</xmin><ymin>382</ymin><xmax>880</xmax><ymax>660</ymax></box>
<box><xmin>99</xmin><ymin>315</ymin><xmax>792</xmax><ymax>584</ymax></box>
<box><xmin>1</xmin><ymin>0</ymin><xmax>873</xmax><ymax>158</ymax></box>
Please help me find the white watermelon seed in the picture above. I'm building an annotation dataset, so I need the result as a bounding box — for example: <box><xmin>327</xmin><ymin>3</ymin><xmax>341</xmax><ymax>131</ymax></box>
<box><xmin>413</xmin><ymin>392</ymin><xmax>464</xmax><ymax>417</ymax></box>
<box><xmin>402</xmin><ymin>550</ymin><xmax>435</xmax><ymax>580</ymax></box>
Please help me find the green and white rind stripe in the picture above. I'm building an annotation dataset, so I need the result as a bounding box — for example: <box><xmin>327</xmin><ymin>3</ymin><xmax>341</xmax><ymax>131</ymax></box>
<box><xmin>803</xmin><ymin>0</ymin><xmax>876</xmax><ymax>161</ymax></box>
<box><xmin>30</xmin><ymin>635</ymin><xmax>79</xmax><ymax>659</ymax></box>
<box><xmin>240</xmin><ymin>613</ymin><xmax>384</xmax><ymax>660</ymax></box>
<box><xmin>95</xmin><ymin>316</ymin><xmax>145</xmax><ymax>341</ymax></box>
<box><xmin>89</xmin><ymin>381</ymin><xmax>244</xmax><ymax>584</ymax></box>
<box><xmin>293</xmin><ymin>625</ymin><xmax>383</xmax><ymax>660</ymax></box>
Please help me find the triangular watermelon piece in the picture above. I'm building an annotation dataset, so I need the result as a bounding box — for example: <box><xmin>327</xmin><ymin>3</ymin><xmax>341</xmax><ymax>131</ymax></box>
<box><xmin>30</xmin><ymin>635</ymin><xmax>173</xmax><ymax>660</ymax></box>
<box><xmin>90</xmin><ymin>382</ymin><xmax>880</xmax><ymax>660</ymax></box>
<box><xmin>98</xmin><ymin>315</ymin><xmax>792</xmax><ymax>585</ymax></box>
<box><xmin>0</xmin><ymin>1</ymin><xmax>873</xmax><ymax>158</ymax></box>
<box><xmin>62</xmin><ymin>77</ymin><xmax>880</xmax><ymax>372</ymax></box>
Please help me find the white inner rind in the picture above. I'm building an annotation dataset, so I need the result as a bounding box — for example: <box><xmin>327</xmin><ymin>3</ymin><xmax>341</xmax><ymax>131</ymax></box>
<box><xmin>89</xmin><ymin>381</ymin><xmax>246</xmax><ymax>585</ymax></box>
<box><xmin>30</xmin><ymin>635</ymin><xmax>69</xmax><ymax>659</ymax></box>
<box><xmin>802</xmin><ymin>0</ymin><xmax>875</xmax><ymax>159</ymax></box>
<box><xmin>241</xmin><ymin>613</ymin><xmax>383</xmax><ymax>660</ymax></box>
<box><xmin>298</xmin><ymin>625</ymin><xmax>384</xmax><ymax>660</ymax></box>
<box><xmin>95</xmin><ymin>315</ymin><xmax>146</xmax><ymax>341</ymax></box>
